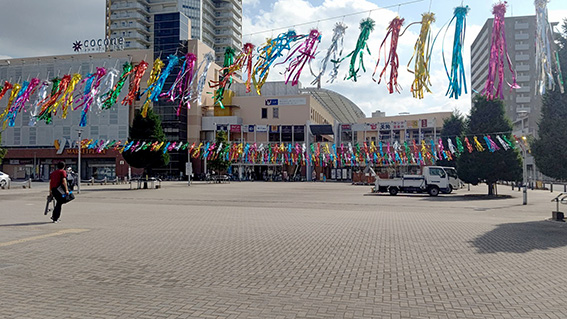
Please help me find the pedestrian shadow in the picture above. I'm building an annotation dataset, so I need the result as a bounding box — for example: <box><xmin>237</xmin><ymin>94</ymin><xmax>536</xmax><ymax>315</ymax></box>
<box><xmin>0</xmin><ymin>222</ymin><xmax>53</xmax><ymax>227</ymax></box>
<box><xmin>470</xmin><ymin>220</ymin><xmax>567</xmax><ymax>254</ymax></box>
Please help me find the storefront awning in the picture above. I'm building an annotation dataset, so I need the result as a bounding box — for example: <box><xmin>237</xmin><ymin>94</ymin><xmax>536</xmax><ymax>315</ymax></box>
<box><xmin>310</xmin><ymin>124</ymin><xmax>334</xmax><ymax>135</ymax></box>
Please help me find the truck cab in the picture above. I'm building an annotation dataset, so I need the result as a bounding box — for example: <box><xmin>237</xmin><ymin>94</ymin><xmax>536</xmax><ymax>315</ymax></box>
<box><xmin>440</xmin><ymin>166</ymin><xmax>462</xmax><ymax>193</ymax></box>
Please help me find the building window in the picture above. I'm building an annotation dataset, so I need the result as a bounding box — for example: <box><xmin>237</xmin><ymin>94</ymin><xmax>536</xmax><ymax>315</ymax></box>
<box><xmin>273</xmin><ymin>107</ymin><xmax>279</xmax><ymax>119</ymax></box>
<box><xmin>261</xmin><ymin>108</ymin><xmax>267</xmax><ymax>119</ymax></box>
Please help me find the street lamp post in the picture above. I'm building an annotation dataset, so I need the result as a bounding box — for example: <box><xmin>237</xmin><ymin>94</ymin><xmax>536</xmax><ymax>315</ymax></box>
<box><xmin>521</xmin><ymin>136</ymin><xmax>528</xmax><ymax>205</ymax></box>
<box><xmin>77</xmin><ymin>129</ymin><xmax>82</xmax><ymax>194</ymax></box>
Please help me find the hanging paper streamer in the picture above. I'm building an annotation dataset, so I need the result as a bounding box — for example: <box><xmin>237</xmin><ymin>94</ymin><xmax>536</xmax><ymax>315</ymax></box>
<box><xmin>407</xmin><ymin>12</ymin><xmax>436</xmax><ymax>99</ymax></box>
<box><xmin>312</xmin><ymin>22</ymin><xmax>348</xmax><ymax>85</ymax></box>
<box><xmin>374</xmin><ymin>17</ymin><xmax>405</xmax><ymax>93</ymax></box>
<box><xmin>0</xmin><ymin>81</ymin><xmax>13</xmax><ymax>102</ymax></box>
<box><xmin>240</xmin><ymin>43</ymin><xmax>256</xmax><ymax>93</ymax></box>
<box><xmin>167</xmin><ymin>53</ymin><xmax>198</xmax><ymax>115</ymax></box>
<box><xmin>190</xmin><ymin>52</ymin><xmax>214</xmax><ymax>106</ymax></box>
<box><xmin>335</xmin><ymin>18</ymin><xmax>375</xmax><ymax>82</ymax></box>
<box><xmin>147</xmin><ymin>55</ymin><xmax>179</xmax><ymax>108</ymax></box>
<box><xmin>534</xmin><ymin>0</ymin><xmax>560</xmax><ymax>94</ymax></box>
<box><xmin>61</xmin><ymin>74</ymin><xmax>82</xmax><ymax>118</ymax></box>
<box><xmin>122</xmin><ymin>61</ymin><xmax>148</xmax><ymax>106</ymax></box>
<box><xmin>482</xmin><ymin>2</ymin><xmax>519</xmax><ymax>100</ymax></box>
<box><xmin>141</xmin><ymin>58</ymin><xmax>165</xmax><ymax>117</ymax></box>
<box><xmin>442</xmin><ymin>6</ymin><xmax>469</xmax><ymax>99</ymax></box>
<box><xmin>253</xmin><ymin>30</ymin><xmax>302</xmax><ymax>95</ymax></box>
<box><xmin>277</xmin><ymin>29</ymin><xmax>321</xmax><ymax>86</ymax></box>
<box><xmin>29</xmin><ymin>80</ymin><xmax>51</xmax><ymax>126</ymax></box>
<box><xmin>36</xmin><ymin>78</ymin><xmax>62</xmax><ymax>124</ymax></box>
<box><xmin>7</xmin><ymin>78</ymin><xmax>40</xmax><ymax>127</ymax></box>
<box><xmin>210</xmin><ymin>47</ymin><xmax>236</xmax><ymax>108</ymax></box>
<box><xmin>74</xmin><ymin>67</ymin><xmax>107</xmax><ymax>127</ymax></box>
<box><xmin>0</xmin><ymin>83</ymin><xmax>21</xmax><ymax>128</ymax></box>
<box><xmin>95</xmin><ymin>68</ymin><xmax>119</xmax><ymax>110</ymax></box>
<box><xmin>103</xmin><ymin>63</ymin><xmax>133</xmax><ymax>110</ymax></box>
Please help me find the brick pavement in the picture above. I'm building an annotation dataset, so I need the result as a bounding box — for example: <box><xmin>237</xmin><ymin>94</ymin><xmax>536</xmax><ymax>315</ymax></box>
<box><xmin>1</xmin><ymin>182</ymin><xmax>567</xmax><ymax>318</ymax></box>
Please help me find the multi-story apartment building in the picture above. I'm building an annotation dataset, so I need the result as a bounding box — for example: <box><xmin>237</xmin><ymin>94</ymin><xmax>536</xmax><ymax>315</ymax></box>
<box><xmin>106</xmin><ymin>0</ymin><xmax>242</xmax><ymax>64</ymax></box>
<box><xmin>471</xmin><ymin>15</ymin><xmax>538</xmax><ymax>138</ymax></box>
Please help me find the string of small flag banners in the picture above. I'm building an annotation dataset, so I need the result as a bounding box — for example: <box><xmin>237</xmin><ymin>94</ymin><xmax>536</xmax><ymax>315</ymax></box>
<box><xmin>0</xmin><ymin>1</ymin><xmax>563</xmax><ymax>131</ymax></box>
<box><xmin>70</xmin><ymin>134</ymin><xmax>528</xmax><ymax>167</ymax></box>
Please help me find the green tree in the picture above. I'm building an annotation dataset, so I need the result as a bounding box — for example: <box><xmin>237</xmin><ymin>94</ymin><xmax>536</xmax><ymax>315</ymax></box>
<box><xmin>122</xmin><ymin>109</ymin><xmax>169</xmax><ymax>176</ymax></box>
<box><xmin>532</xmin><ymin>20</ymin><xmax>567</xmax><ymax>180</ymax></box>
<box><xmin>456</xmin><ymin>96</ymin><xmax>522</xmax><ymax>195</ymax></box>
<box><xmin>436</xmin><ymin>111</ymin><xmax>465</xmax><ymax>167</ymax></box>
<box><xmin>208</xmin><ymin>130</ymin><xmax>231</xmax><ymax>174</ymax></box>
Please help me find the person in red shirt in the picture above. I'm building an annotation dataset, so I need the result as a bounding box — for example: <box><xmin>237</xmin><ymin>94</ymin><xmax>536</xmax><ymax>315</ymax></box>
<box><xmin>49</xmin><ymin>161</ymin><xmax>69</xmax><ymax>223</ymax></box>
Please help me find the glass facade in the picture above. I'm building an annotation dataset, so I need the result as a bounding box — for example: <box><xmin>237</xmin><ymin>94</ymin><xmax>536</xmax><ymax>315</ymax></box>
<box><xmin>153</xmin><ymin>12</ymin><xmax>190</xmax><ymax>178</ymax></box>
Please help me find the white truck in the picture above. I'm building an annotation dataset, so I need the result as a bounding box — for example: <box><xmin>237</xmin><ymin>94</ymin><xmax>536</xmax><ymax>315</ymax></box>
<box><xmin>371</xmin><ymin>166</ymin><xmax>459</xmax><ymax>196</ymax></box>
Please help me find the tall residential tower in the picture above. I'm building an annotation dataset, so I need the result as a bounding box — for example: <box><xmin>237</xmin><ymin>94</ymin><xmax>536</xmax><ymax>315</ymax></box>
<box><xmin>106</xmin><ymin>0</ymin><xmax>242</xmax><ymax>63</ymax></box>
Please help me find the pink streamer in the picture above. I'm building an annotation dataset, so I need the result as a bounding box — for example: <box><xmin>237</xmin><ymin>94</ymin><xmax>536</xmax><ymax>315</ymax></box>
<box><xmin>279</xmin><ymin>29</ymin><xmax>321</xmax><ymax>86</ymax></box>
<box><xmin>482</xmin><ymin>2</ymin><xmax>519</xmax><ymax>100</ymax></box>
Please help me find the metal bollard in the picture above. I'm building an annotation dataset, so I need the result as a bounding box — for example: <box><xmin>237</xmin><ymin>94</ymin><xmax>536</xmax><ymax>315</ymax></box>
<box><xmin>551</xmin><ymin>184</ymin><xmax>553</xmax><ymax>192</ymax></box>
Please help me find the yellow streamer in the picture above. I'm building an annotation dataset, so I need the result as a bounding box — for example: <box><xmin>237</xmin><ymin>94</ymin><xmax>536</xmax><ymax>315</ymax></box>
<box><xmin>407</xmin><ymin>13</ymin><xmax>436</xmax><ymax>99</ymax></box>
<box><xmin>473</xmin><ymin>136</ymin><xmax>485</xmax><ymax>152</ymax></box>
<box><xmin>60</xmin><ymin>74</ymin><xmax>82</xmax><ymax>119</ymax></box>
<box><xmin>142</xmin><ymin>58</ymin><xmax>164</xmax><ymax>118</ymax></box>
<box><xmin>252</xmin><ymin>38</ymin><xmax>276</xmax><ymax>95</ymax></box>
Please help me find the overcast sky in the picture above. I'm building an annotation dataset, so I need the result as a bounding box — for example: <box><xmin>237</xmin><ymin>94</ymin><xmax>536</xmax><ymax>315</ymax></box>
<box><xmin>1</xmin><ymin>0</ymin><xmax>566</xmax><ymax>117</ymax></box>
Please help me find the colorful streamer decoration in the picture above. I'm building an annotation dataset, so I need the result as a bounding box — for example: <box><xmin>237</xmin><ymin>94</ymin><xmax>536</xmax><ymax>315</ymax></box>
<box><xmin>210</xmin><ymin>47</ymin><xmax>236</xmax><ymax>108</ymax></box>
<box><xmin>29</xmin><ymin>80</ymin><xmax>50</xmax><ymax>126</ymax></box>
<box><xmin>191</xmin><ymin>52</ymin><xmax>214</xmax><ymax>106</ymax></box>
<box><xmin>482</xmin><ymin>2</ymin><xmax>519</xmax><ymax>100</ymax></box>
<box><xmin>0</xmin><ymin>81</ymin><xmax>13</xmax><ymax>102</ymax></box>
<box><xmin>407</xmin><ymin>12</ymin><xmax>436</xmax><ymax>99</ymax></box>
<box><xmin>0</xmin><ymin>83</ymin><xmax>22</xmax><ymax>128</ymax></box>
<box><xmin>253</xmin><ymin>30</ymin><xmax>302</xmax><ymax>95</ymax></box>
<box><xmin>162</xmin><ymin>53</ymin><xmax>198</xmax><ymax>115</ymax></box>
<box><xmin>232</xmin><ymin>43</ymin><xmax>256</xmax><ymax>93</ymax></box>
<box><xmin>141</xmin><ymin>58</ymin><xmax>165</xmax><ymax>117</ymax></box>
<box><xmin>95</xmin><ymin>68</ymin><xmax>119</xmax><ymax>111</ymax></box>
<box><xmin>442</xmin><ymin>6</ymin><xmax>469</xmax><ymax>99</ymax></box>
<box><xmin>74</xmin><ymin>67</ymin><xmax>107</xmax><ymax>127</ymax></box>
<box><xmin>122</xmin><ymin>61</ymin><xmax>148</xmax><ymax>106</ymax></box>
<box><xmin>102</xmin><ymin>62</ymin><xmax>133</xmax><ymax>110</ymax></box>
<box><xmin>279</xmin><ymin>29</ymin><xmax>321</xmax><ymax>86</ymax></box>
<box><xmin>311</xmin><ymin>22</ymin><xmax>347</xmax><ymax>85</ymax></box>
<box><xmin>335</xmin><ymin>18</ymin><xmax>375</xmax><ymax>82</ymax></box>
<box><xmin>61</xmin><ymin>74</ymin><xmax>82</xmax><ymax>118</ymax></box>
<box><xmin>7</xmin><ymin>78</ymin><xmax>40</xmax><ymax>127</ymax></box>
<box><xmin>534</xmin><ymin>0</ymin><xmax>561</xmax><ymax>94</ymax></box>
<box><xmin>374</xmin><ymin>17</ymin><xmax>405</xmax><ymax>93</ymax></box>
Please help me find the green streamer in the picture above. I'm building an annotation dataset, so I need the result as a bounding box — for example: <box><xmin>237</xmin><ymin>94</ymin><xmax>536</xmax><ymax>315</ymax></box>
<box><xmin>333</xmin><ymin>18</ymin><xmax>375</xmax><ymax>82</ymax></box>
<box><xmin>103</xmin><ymin>62</ymin><xmax>133</xmax><ymax>109</ymax></box>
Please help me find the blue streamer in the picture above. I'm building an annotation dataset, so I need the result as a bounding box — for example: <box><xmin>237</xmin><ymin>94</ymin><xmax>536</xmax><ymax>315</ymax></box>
<box><xmin>442</xmin><ymin>6</ymin><xmax>469</xmax><ymax>99</ymax></box>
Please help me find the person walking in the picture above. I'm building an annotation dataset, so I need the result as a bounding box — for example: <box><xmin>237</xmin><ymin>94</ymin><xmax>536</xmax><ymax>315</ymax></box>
<box><xmin>49</xmin><ymin>161</ymin><xmax>69</xmax><ymax>223</ymax></box>
<box><xmin>66</xmin><ymin>167</ymin><xmax>76</xmax><ymax>191</ymax></box>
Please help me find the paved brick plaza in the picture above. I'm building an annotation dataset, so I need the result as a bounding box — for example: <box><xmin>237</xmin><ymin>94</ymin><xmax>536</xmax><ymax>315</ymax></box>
<box><xmin>1</xmin><ymin>181</ymin><xmax>567</xmax><ymax>318</ymax></box>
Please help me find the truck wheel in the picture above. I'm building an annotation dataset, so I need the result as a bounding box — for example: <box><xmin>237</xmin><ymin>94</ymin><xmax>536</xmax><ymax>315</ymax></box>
<box><xmin>442</xmin><ymin>185</ymin><xmax>453</xmax><ymax>194</ymax></box>
<box><xmin>389</xmin><ymin>187</ymin><xmax>398</xmax><ymax>196</ymax></box>
<box><xmin>428</xmin><ymin>186</ymin><xmax>439</xmax><ymax>197</ymax></box>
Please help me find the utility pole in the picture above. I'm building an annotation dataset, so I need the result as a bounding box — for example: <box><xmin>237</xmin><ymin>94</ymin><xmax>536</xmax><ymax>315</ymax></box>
<box><xmin>76</xmin><ymin>129</ymin><xmax>83</xmax><ymax>194</ymax></box>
